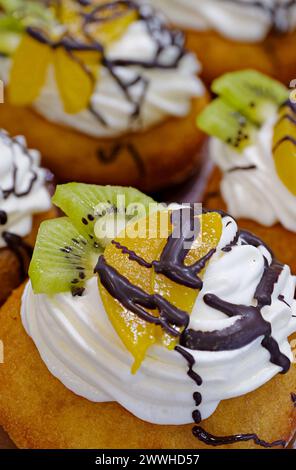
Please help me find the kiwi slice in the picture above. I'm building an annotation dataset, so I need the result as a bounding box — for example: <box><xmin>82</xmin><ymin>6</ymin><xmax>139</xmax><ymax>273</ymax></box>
<box><xmin>197</xmin><ymin>98</ymin><xmax>256</xmax><ymax>150</ymax></box>
<box><xmin>29</xmin><ymin>184</ymin><xmax>156</xmax><ymax>296</ymax></box>
<box><xmin>212</xmin><ymin>70</ymin><xmax>288</xmax><ymax>125</ymax></box>
<box><xmin>52</xmin><ymin>183</ymin><xmax>155</xmax><ymax>249</ymax></box>
<box><xmin>29</xmin><ymin>217</ymin><xmax>101</xmax><ymax>296</ymax></box>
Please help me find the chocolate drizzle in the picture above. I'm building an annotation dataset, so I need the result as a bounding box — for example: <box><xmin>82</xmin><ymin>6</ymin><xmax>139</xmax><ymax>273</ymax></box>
<box><xmin>95</xmin><ymin>255</ymin><xmax>189</xmax><ymax>336</ymax></box>
<box><xmin>29</xmin><ymin>1</ymin><xmax>187</xmax><ymax>136</ymax></box>
<box><xmin>2</xmin><ymin>231</ymin><xmax>33</xmax><ymax>281</ymax></box>
<box><xmin>227</xmin><ymin>165</ymin><xmax>257</xmax><ymax>173</ymax></box>
<box><xmin>94</xmin><ymin>206</ymin><xmax>294</xmax><ymax>448</ymax></box>
<box><xmin>97</xmin><ymin>142</ymin><xmax>146</xmax><ymax>178</ymax></box>
<box><xmin>273</xmin><ymin>98</ymin><xmax>296</xmax><ymax>154</ymax></box>
<box><xmin>291</xmin><ymin>392</ymin><xmax>296</xmax><ymax>406</ymax></box>
<box><xmin>112</xmin><ymin>239</ymin><xmax>152</xmax><ymax>268</ymax></box>
<box><xmin>192</xmin><ymin>426</ymin><xmax>286</xmax><ymax>448</ymax></box>
<box><xmin>153</xmin><ymin>209</ymin><xmax>215</xmax><ymax>289</ymax></box>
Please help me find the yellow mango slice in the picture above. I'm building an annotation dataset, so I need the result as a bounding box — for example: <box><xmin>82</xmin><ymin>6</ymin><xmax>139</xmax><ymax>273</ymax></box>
<box><xmin>88</xmin><ymin>9</ymin><xmax>138</xmax><ymax>45</ymax></box>
<box><xmin>273</xmin><ymin>104</ymin><xmax>296</xmax><ymax>196</ymax></box>
<box><xmin>152</xmin><ymin>212</ymin><xmax>223</xmax><ymax>349</ymax></box>
<box><xmin>99</xmin><ymin>210</ymin><xmax>222</xmax><ymax>371</ymax></box>
<box><xmin>54</xmin><ymin>47</ymin><xmax>100</xmax><ymax>114</ymax></box>
<box><xmin>8</xmin><ymin>33</ymin><xmax>52</xmax><ymax>106</ymax></box>
<box><xmin>99</xmin><ymin>211</ymin><xmax>169</xmax><ymax>373</ymax></box>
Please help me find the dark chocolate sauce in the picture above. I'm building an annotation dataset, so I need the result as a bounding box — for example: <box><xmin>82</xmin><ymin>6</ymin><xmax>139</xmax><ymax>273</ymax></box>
<box><xmin>30</xmin><ymin>1</ymin><xmax>187</xmax><ymax>136</ymax></box>
<box><xmin>94</xmin><ymin>205</ymin><xmax>293</xmax><ymax>448</ymax></box>
<box><xmin>2</xmin><ymin>231</ymin><xmax>33</xmax><ymax>281</ymax></box>
<box><xmin>95</xmin><ymin>255</ymin><xmax>189</xmax><ymax>337</ymax></box>
<box><xmin>192</xmin><ymin>426</ymin><xmax>286</xmax><ymax>448</ymax></box>
<box><xmin>221</xmin><ymin>228</ymin><xmax>239</xmax><ymax>252</ymax></box>
<box><xmin>255</xmin><ymin>259</ymin><xmax>283</xmax><ymax>308</ymax></box>
<box><xmin>153</xmin><ymin>209</ymin><xmax>216</xmax><ymax>290</ymax></box>
<box><xmin>227</xmin><ymin>165</ymin><xmax>257</xmax><ymax>173</ymax></box>
<box><xmin>0</xmin><ymin>210</ymin><xmax>7</xmax><ymax>225</ymax></box>
<box><xmin>175</xmin><ymin>346</ymin><xmax>202</xmax><ymax>387</ymax></box>
<box><xmin>112</xmin><ymin>239</ymin><xmax>152</xmax><ymax>268</ymax></box>
<box><xmin>278</xmin><ymin>294</ymin><xmax>291</xmax><ymax>307</ymax></box>
<box><xmin>273</xmin><ymin>135</ymin><xmax>296</xmax><ymax>153</ymax></box>
<box><xmin>97</xmin><ymin>142</ymin><xmax>146</xmax><ymax>177</ymax></box>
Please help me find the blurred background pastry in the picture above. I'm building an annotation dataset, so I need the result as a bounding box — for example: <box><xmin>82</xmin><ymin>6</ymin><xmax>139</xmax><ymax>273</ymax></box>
<box><xmin>139</xmin><ymin>0</ymin><xmax>296</xmax><ymax>85</ymax></box>
<box><xmin>0</xmin><ymin>129</ymin><xmax>54</xmax><ymax>305</ymax></box>
<box><xmin>0</xmin><ymin>0</ymin><xmax>208</xmax><ymax>191</ymax></box>
<box><xmin>197</xmin><ymin>69</ymin><xmax>296</xmax><ymax>270</ymax></box>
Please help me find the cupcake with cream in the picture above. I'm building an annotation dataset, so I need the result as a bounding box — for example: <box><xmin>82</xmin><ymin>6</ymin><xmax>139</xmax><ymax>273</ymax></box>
<box><xmin>0</xmin><ymin>129</ymin><xmax>54</xmax><ymax>305</ymax></box>
<box><xmin>197</xmin><ymin>69</ymin><xmax>296</xmax><ymax>272</ymax></box>
<box><xmin>0</xmin><ymin>183</ymin><xmax>295</xmax><ymax>448</ymax></box>
<box><xmin>0</xmin><ymin>0</ymin><xmax>208</xmax><ymax>191</ymax></box>
<box><xmin>139</xmin><ymin>0</ymin><xmax>296</xmax><ymax>85</ymax></box>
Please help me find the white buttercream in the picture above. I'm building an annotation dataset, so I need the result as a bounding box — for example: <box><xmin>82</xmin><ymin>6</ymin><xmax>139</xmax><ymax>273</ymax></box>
<box><xmin>0</xmin><ymin>20</ymin><xmax>204</xmax><ymax>138</ymax></box>
<box><xmin>21</xmin><ymin>216</ymin><xmax>296</xmax><ymax>425</ymax></box>
<box><xmin>210</xmin><ymin>111</ymin><xmax>296</xmax><ymax>232</ymax></box>
<box><xmin>0</xmin><ymin>132</ymin><xmax>51</xmax><ymax>248</ymax></box>
<box><xmin>140</xmin><ymin>0</ymin><xmax>296</xmax><ymax>41</ymax></box>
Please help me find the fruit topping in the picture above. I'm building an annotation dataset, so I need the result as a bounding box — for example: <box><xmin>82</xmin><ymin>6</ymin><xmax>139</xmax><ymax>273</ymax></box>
<box><xmin>212</xmin><ymin>70</ymin><xmax>288</xmax><ymax>125</ymax></box>
<box><xmin>273</xmin><ymin>100</ymin><xmax>296</xmax><ymax>195</ymax></box>
<box><xmin>52</xmin><ymin>183</ymin><xmax>154</xmax><ymax>249</ymax></box>
<box><xmin>29</xmin><ymin>217</ymin><xmax>100</xmax><ymax>296</ymax></box>
<box><xmin>197</xmin><ymin>98</ymin><xmax>256</xmax><ymax>151</ymax></box>
<box><xmin>197</xmin><ymin>70</ymin><xmax>289</xmax><ymax>152</ymax></box>
<box><xmin>7</xmin><ymin>0</ymin><xmax>138</xmax><ymax>112</ymax></box>
<box><xmin>29</xmin><ymin>183</ymin><xmax>155</xmax><ymax>296</ymax></box>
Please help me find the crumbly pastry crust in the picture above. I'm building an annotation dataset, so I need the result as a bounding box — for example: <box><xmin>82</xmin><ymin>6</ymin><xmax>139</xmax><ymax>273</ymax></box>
<box><xmin>203</xmin><ymin>168</ymin><xmax>296</xmax><ymax>274</ymax></box>
<box><xmin>0</xmin><ymin>209</ymin><xmax>56</xmax><ymax>306</ymax></box>
<box><xmin>0</xmin><ymin>96</ymin><xmax>208</xmax><ymax>191</ymax></box>
<box><xmin>0</xmin><ymin>284</ymin><xmax>295</xmax><ymax>449</ymax></box>
<box><xmin>186</xmin><ymin>29</ymin><xmax>296</xmax><ymax>86</ymax></box>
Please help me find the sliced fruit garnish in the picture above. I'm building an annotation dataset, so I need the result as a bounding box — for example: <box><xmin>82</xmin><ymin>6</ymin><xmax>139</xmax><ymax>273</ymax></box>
<box><xmin>273</xmin><ymin>101</ymin><xmax>296</xmax><ymax>196</ymax></box>
<box><xmin>8</xmin><ymin>32</ymin><xmax>52</xmax><ymax>105</ymax></box>
<box><xmin>29</xmin><ymin>217</ymin><xmax>101</xmax><ymax>295</ymax></box>
<box><xmin>152</xmin><ymin>211</ymin><xmax>223</xmax><ymax>348</ymax></box>
<box><xmin>197</xmin><ymin>98</ymin><xmax>256</xmax><ymax>151</ymax></box>
<box><xmin>52</xmin><ymin>183</ymin><xmax>155</xmax><ymax>249</ymax></box>
<box><xmin>212</xmin><ymin>70</ymin><xmax>288</xmax><ymax>125</ymax></box>
<box><xmin>99</xmin><ymin>210</ymin><xmax>168</xmax><ymax>373</ymax></box>
<box><xmin>99</xmin><ymin>209</ymin><xmax>222</xmax><ymax>370</ymax></box>
<box><xmin>54</xmin><ymin>47</ymin><xmax>100</xmax><ymax>114</ymax></box>
<box><xmin>86</xmin><ymin>7</ymin><xmax>138</xmax><ymax>45</ymax></box>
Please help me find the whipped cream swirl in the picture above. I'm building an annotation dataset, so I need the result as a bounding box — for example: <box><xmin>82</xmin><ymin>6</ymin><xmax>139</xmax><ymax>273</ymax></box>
<box><xmin>0</xmin><ymin>131</ymin><xmax>51</xmax><ymax>248</ymax></box>
<box><xmin>0</xmin><ymin>12</ymin><xmax>204</xmax><ymax>138</ymax></box>
<box><xmin>210</xmin><ymin>111</ymin><xmax>296</xmax><ymax>232</ymax></box>
<box><xmin>22</xmin><ymin>215</ymin><xmax>296</xmax><ymax>425</ymax></box>
<box><xmin>141</xmin><ymin>0</ymin><xmax>296</xmax><ymax>41</ymax></box>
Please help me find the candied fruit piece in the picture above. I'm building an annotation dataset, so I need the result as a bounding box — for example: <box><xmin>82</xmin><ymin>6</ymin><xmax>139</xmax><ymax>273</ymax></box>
<box><xmin>54</xmin><ymin>47</ymin><xmax>101</xmax><ymax>114</ymax></box>
<box><xmin>8</xmin><ymin>33</ymin><xmax>52</xmax><ymax>106</ymax></box>
<box><xmin>99</xmin><ymin>210</ymin><xmax>222</xmax><ymax>371</ymax></box>
<box><xmin>273</xmin><ymin>104</ymin><xmax>296</xmax><ymax>196</ymax></box>
<box><xmin>87</xmin><ymin>9</ymin><xmax>138</xmax><ymax>45</ymax></box>
<box><xmin>152</xmin><ymin>211</ymin><xmax>222</xmax><ymax>348</ymax></box>
<box><xmin>99</xmin><ymin>211</ymin><xmax>168</xmax><ymax>373</ymax></box>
